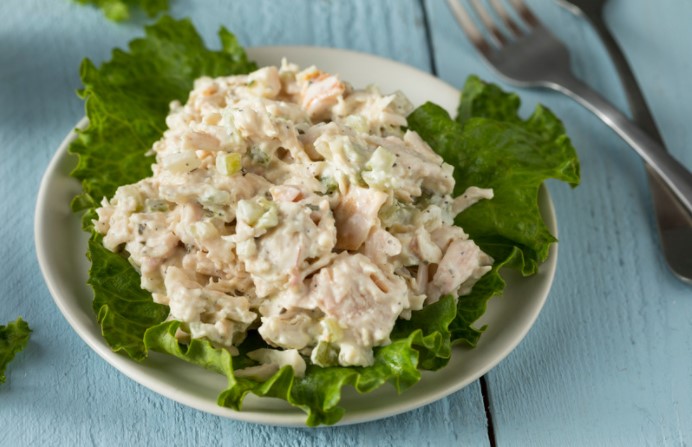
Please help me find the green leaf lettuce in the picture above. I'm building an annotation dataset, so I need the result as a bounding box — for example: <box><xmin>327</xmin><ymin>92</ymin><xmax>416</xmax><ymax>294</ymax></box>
<box><xmin>0</xmin><ymin>318</ymin><xmax>32</xmax><ymax>384</ymax></box>
<box><xmin>407</xmin><ymin>75</ymin><xmax>579</xmax><ymax>346</ymax></box>
<box><xmin>69</xmin><ymin>16</ymin><xmax>256</xmax><ymax>361</ymax></box>
<box><xmin>144</xmin><ymin>296</ymin><xmax>456</xmax><ymax>426</ymax></box>
<box><xmin>74</xmin><ymin>0</ymin><xmax>169</xmax><ymax>22</ymax></box>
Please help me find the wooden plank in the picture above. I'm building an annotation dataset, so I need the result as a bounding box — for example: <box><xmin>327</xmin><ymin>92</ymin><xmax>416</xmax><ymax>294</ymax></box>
<box><xmin>424</xmin><ymin>0</ymin><xmax>692</xmax><ymax>444</ymax></box>
<box><xmin>171</xmin><ymin>0</ymin><xmax>434</xmax><ymax>71</ymax></box>
<box><xmin>0</xmin><ymin>0</ymin><xmax>491</xmax><ymax>445</ymax></box>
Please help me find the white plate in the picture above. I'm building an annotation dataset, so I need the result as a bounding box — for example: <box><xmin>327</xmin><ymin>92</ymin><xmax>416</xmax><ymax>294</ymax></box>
<box><xmin>35</xmin><ymin>46</ymin><xmax>557</xmax><ymax>426</ymax></box>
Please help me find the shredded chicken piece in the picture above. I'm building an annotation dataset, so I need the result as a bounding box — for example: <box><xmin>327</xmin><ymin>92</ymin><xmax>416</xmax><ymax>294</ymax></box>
<box><xmin>334</xmin><ymin>186</ymin><xmax>388</xmax><ymax>250</ymax></box>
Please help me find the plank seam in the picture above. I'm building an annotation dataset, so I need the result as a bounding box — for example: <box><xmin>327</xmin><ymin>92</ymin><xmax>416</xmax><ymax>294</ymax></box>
<box><xmin>418</xmin><ymin>0</ymin><xmax>438</xmax><ymax>75</ymax></box>
<box><xmin>480</xmin><ymin>375</ymin><xmax>497</xmax><ymax>447</ymax></box>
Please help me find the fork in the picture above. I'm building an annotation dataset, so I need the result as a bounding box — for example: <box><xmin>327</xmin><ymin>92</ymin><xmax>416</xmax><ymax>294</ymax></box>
<box><xmin>446</xmin><ymin>0</ymin><xmax>692</xmax><ymax>219</ymax></box>
<box><xmin>556</xmin><ymin>0</ymin><xmax>692</xmax><ymax>282</ymax></box>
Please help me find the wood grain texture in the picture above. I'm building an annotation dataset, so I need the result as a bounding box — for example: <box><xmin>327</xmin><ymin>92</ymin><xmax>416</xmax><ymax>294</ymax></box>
<box><xmin>0</xmin><ymin>0</ymin><xmax>491</xmax><ymax>445</ymax></box>
<box><xmin>425</xmin><ymin>0</ymin><xmax>692</xmax><ymax>445</ymax></box>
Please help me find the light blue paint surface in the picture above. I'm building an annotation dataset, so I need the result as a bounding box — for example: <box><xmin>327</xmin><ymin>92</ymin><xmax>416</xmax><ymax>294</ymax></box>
<box><xmin>1</xmin><ymin>0</ymin><xmax>690</xmax><ymax>445</ymax></box>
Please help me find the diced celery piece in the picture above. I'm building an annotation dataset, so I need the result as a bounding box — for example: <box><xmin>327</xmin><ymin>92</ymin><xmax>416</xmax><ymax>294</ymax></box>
<box><xmin>256</xmin><ymin>201</ymin><xmax>278</xmax><ymax>229</ymax></box>
<box><xmin>216</xmin><ymin>152</ymin><xmax>242</xmax><ymax>175</ymax></box>
<box><xmin>379</xmin><ymin>199</ymin><xmax>415</xmax><ymax>228</ymax></box>
<box><xmin>366</xmin><ymin>146</ymin><xmax>396</xmax><ymax>171</ymax></box>
<box><xmin>250</xmin><ymin>146</ymin><xmax>270</xmax><ymax>165</ymax></box>
<box><xmin>363</xmin><ymin>146</ymin><xmax>397</xmax><ymax>189</ymax></box>
<box><xmin>320</xmin><ymin>317</ymin><xmax>343</xmax><ymax>342</ymax></box>
<box><xmin>145</xmin><ymin>198</ymin><xmax>169</xmax><ymax>212</ymax></box>
<box><xmin>310</xmin><ymin>341</ymin><xmax>339</xmax><ymax>367</ymax></box>
<box><xmin>237</xmin><ymin>197</ymin><xmax>278</xmax><ymax>230</ymax></box>
<box><xmin>237</xmin><ymin>199</ymin><xmax>265</xmax><ymax>226</ymax></box>
<box><xmin>200</xmin><ymin>188</ymin><xmax>231</xmax><ymax>206</ymax></box>
<box><xmin>320</xmin><ymin>175</ymin><xmax>338</xmax><ymax>194</ymax></box>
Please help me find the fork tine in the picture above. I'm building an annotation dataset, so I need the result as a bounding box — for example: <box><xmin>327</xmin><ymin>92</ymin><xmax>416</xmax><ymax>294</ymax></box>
<box><xmin>488</xmin><ymin>0</ymin><xmax>523</xmax><ymax>37</ymax></box>
<box><xmin>468</xmin><ymin>0</ymin><xmax>508</xmax><ymax>46</ymax></box>
<box><xmin>508</xmin><ymin>0</ymin><xmax>542</xmax><ymax>28</ymax></box>
<box><xmin>446</xmin><ymin>0</ymin><xmax>493</xmax><ymax>57</ymax></box>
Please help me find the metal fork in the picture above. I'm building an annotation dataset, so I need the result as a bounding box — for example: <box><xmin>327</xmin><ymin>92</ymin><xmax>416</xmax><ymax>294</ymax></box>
<box><xmin>557</xmin><ymin>0</ymin><xmax>692</xmax><ymax>282</ymax></box>
<box><xmin>446</xmin><ymin>0</ymin><xmax>692</xmax><ymax>220</ymax></box>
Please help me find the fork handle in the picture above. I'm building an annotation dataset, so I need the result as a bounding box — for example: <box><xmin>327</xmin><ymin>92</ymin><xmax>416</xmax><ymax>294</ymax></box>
<box><xmin>550</xmin><ymin>74</ymin><xmax>692</xmax><ymax>216</ymax></box>
<box><xmin>586</xmin><ymin>13</ymin><xmax>692</xmax><ymax>283</ymax></box>
<box><xmin>587</xmin><ymin>15</ymin><xmax>663</xmax><ymax>143</ymax></box>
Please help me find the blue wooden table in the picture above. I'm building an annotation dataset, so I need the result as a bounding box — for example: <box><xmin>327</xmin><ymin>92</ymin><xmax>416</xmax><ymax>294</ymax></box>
<box><xmin>2</xmin><ymin>0</ymin><xmax>691</xmax><ymax>445</ymax></box>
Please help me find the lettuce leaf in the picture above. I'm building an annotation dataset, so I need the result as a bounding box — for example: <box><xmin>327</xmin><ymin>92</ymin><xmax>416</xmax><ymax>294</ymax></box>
<box><xmin>0</xmin><ymin>318</ymin><xmax>32</xmax><ymax>384</ymax></box>
<box><xmin>409</xmin><ymin>76</ymin><xmax>580</xmax><ymax>273</ymax></box>
<box><xmin>143</xmin><ymin>296</ymin><xmax>456</xmax><ymax>427</ymax></box>
<box><xmin>69</xmin><ymin>16</ymin><xmax>256</xmax><ymax>359</ymax></box>
<box><xmin>69</xmin><ymin>16</ymin><xmax>579</xmax><ymax>425</ymax></box>
<box><xmin>407</xmin><ymin>75</ymin><xmax>580</xmax><ymax>345</ymax></box>
<box><xmin>74</xmin><ymin>0</ymin><xmax>169</xmax><ymax>22</ymax></box>
<box><xmin>88</xmin><ymin>235</ymin><xmax>168</xmax><ymax>361</ymax></box>
<box><xmin>70</xmin><ymin>15</ymin><xmax>256</xmax><ymax>218</ymax></box>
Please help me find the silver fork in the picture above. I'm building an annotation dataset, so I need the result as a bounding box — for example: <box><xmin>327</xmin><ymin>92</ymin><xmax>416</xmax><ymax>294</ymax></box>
<box><xmin>557</xmin><ymin>0</ymin><xmax>692</xmax><ymax>282</ymax></box>
<box><xmin>446</xmin><ymin>0</ymin><xmax>692</xmax><ymax>220</ymax></box>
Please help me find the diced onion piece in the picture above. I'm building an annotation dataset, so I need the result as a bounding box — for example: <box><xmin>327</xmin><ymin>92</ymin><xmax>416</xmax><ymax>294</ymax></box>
<box><xmin>342</xmin><ymin>115</ymin><xmax>368</xmax><ymax>133</ymax></box>
<box><xmin>235</xmin><ymin>348</ymin><xmax>306</xmax><ymax>380</ymax></box>
<box><xmin>162</xmin><ymin>151</ymin><xmax>201</xmax><ymax>174</ymax></box>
